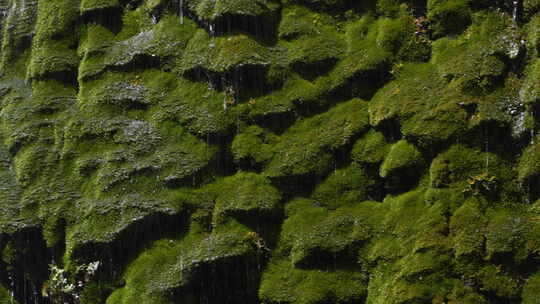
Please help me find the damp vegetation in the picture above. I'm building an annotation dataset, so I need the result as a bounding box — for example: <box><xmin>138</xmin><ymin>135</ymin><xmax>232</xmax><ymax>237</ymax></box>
<box><xmin>1</xmin><ymin>0</ymin><xmax>540</xmax><ymax>303</ymax></box>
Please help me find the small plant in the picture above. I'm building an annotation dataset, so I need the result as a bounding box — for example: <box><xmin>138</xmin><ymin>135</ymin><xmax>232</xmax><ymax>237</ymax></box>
<box><xmin>42</xmin><ymin>261</ymin><xmax>100</xmax><ymax>303</ymax></box>
<box><xmin>246</xmin><ymin>231</ymin><xmax>270</xmax><ymax>252</ymax></box>
<box><xmin>463</xmin><ymin>172</ymin><xmax>497</xmax><ymax>195</ymax></box>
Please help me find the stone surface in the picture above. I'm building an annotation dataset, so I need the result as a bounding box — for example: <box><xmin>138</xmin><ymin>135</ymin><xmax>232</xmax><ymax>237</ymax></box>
<box><xmin>0</xmin><ymin>0</ymin><xmax>540</xmax><ymax>303</ymax></box>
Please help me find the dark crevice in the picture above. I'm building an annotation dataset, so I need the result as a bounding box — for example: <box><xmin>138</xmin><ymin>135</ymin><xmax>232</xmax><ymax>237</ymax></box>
<box><xmin>363</xmin><ymin>163</ymin><xmax>387</xmax><ymax>202</ymax></box>
<box><xmin>374</xmin><ymin>117</ymin><xmax>403</xmax><ymax>144</ymax></box>
<box><xmin>81</xmin><ymin>7</ymin><xmax>124</xmax><ymax>34</ymax></box>
<box><xmin>293</xmin><ymin>58</ymin><xmax>338</xmax><ymax>82</ymax></box>
<box><xmin>0</xmin><ymin>228</ymin><xmax>52</xmax><ymax>304</ymax></box>
<box><xmin>251</xmin><ymin>110</ymin><xmax>297</xmax><ymax>135</ymax></box>
<box><xmin>32</xmin><ymin>70</ymin><xmax>79</xmax><ymax>89</ymax></box>
<box><xmin>233</xmin><ymin>211</ymin><xmax>284</xmax><ymax>251</ymax></box>
<box><xmin>326</xmin><ymin>63</ymin><xmax>392</xmax><ymax>101</ymax></box>
<box><xmin>383</xmin><ymin>164</ymin><xmax>424</xmax><ymax>194</ymax></box>
<box><xmin>208</xmin><ymin>13</ymin><xmax>280</xmax><ymax>46</ymax></box>
<box><xmin>121</xmin><ymin>0</ymin><xmax>143</xmax><ymax>10</ymax></box>
<box><xmin>271</xmin><ymin>133</ymin><xmax>362</xmax><ymax>201</ymax></box>
<box><xmin>71</xmin><ymin>211</ymin><xmax>189</xmax><ymax>282</ymax></box>
<box><xmin>294</xmin><ymin>243</ymin><xmax>364</xmax><ymax>271</ymax></box>
<box><xmin>170</xmin><ymin>253</ymin><xmax>262</xmax><ymax>304</ymax></box>
<box><xmin>183</xmin><ymin>64</ymin><xmax>276</xmax><ymax>103</ymax></box>
<box><xmin>175</xmin><ymin>1</ymin><xmax>281</xmax><ymax>46</ymax></box>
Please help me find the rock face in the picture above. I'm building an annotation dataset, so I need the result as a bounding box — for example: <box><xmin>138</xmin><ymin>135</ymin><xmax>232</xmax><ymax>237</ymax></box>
<box><xmin>1</xmin><ymin>0</ymin><xmax>540</xmax><ymax>303</ymax></box>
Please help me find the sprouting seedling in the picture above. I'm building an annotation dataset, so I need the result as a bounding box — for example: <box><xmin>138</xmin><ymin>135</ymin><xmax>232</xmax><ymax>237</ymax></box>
<box><xmin>246</xmin><ymin>231</ymin><xmax>270</xmax><ymax>252</ymax></box>
<box><xmin>463</xmin><ymin>173</ymin><xmax>497</xmax><ymax>195</ymax></box>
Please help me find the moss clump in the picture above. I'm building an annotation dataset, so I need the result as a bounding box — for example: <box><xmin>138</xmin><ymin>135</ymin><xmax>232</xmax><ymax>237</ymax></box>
<box><xmin>518</xmin><ymin>139</ymin><xmax>540</xmax><ymax>183</ymax></box>
<box><xmin>522</xmin><ymin>59</ymin><xmax>540</xmax><ymax>105</ymax></box>
<box><xmin>29</xmin><ymin>39</ymin><xmax>78</xmax><ymax>78</ymax></box>
<box><xmin>188</xmin><ymin>0</ymin><xmax>279</xmax><ymax>21</ymax></box>
<box><xmin>106</xmin><ymin>221</ymin><xmax>256</xmax><ymax>304</ymax></box>
<box><xmin>369</xmin><ymin>63</ymin><xmax>468</xmax><ymax>146</ymax></box>
<box><xmin>524</xmin><ymin>0</ymin><xmax>540</xmax><ymax>20</ymax></box>
<box><xmin>522</xmin><ymin>272</ymin><xmax>540</xmax><ymax>304</ymax></box>
<box><xmin>427</xmin><ymin>0</ymin><xmax>471</xmax><ymax>38</ymax></box>
<box><xmin>429</xmin><ymin>144</ymin><xmax>511</xmax><ymax>189</ymax></box>
<box><xmin>259</xmin><ymin>259</ymin><xmax>367</xmax><ymax>304</ymax></box>
<box><xmin>380</xmin><ymin>140</ymin><xmax>423</xmax><ymax>178</ymax></box>
<box><xmin>264</xmin><ymin>98</ymin><xmax>369</xmax><ymax>179</ymax></box>
<box><xmin>3</xmin><ymin>0</ymin><xmax>540</xmax><ymax>303</ymax></box>
<box><xmin>477</xmin><ymin>264</ymin><xmax>520</xmax><ymax>299</ymax></box>
<box><xmin>0</xmin><ymin>285</ymin><xmax>18</xmax><ymax>304</ymax></box>
<box><xmin>311</xmin><ymin>163</ymin><xmax>374</xmax><ymax>209</ymax></box>
<box><xmin>209</xmin><ymin>172</ymin><xmax>281</xmax><ymax>225</ymax></box>
<box><xmin>156</xmin><ymin>78</ymin><xmax>241</xmax><ymax>137</ymax></box>
<box><xmin>431</xmin><ymin>11</ymin><xmax>520</xmax><ymax>96</ymax></box>
<box><xmin>0</xmin><ymin>0</ymin><xmax>38</xmax><ymax>69</ymax></box>
<box><xmin>80</xmin><ymin>0</ymin><xmax>120</xmax><ymax>13</ymax></box>
<box><xmin>279</xmin><ymin>5</ymin><xmax>336</xmax><ymax>39</ymax></box>
<box><xmin>28</xmin><ymin>0</ymin><xmax>79</xmax><ymax>79</ymax></box>
<box><xmin>231</xmin><ymin>125</ymin><xmax>276</xmax><ymax>166</ymax></box>
<box><xmin>281</xmin><ymin>201</ymin><xmax>378</xmax><ymax>266</ymax></box>
<box><xmin>484</xmin><ymin>208</ymin><xmax>527</xmax><ymax>260</ymax></box>
<box><xmin>181</xmin><ymin>30</ymin><xmax>275</xmax><ymax>74</ymax></box>
<box><xmin>351</xmin><ymin>129</ymin><xmax>390</xmax><ymax>164</ymax></box>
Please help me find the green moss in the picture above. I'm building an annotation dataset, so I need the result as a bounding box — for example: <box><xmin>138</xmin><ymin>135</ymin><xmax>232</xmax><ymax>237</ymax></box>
<box><xmin>427</xmin><ymin>0</ymin><xmax>471</xmax><ymax>38</ymax></box>
<box><xmin>209</xmin><ymin>172</ymin><xmax>281</xmax><ymax>225</ymax></box>
<box><xmin>2</xmin><ymin>0</ymin><xmax>540</xmax><ymax>302</ymax></box>
<box><xmin>279</xmin><ymin>5</ymin><xmax>336</xmax><ymax>39</ymax></box>
<box><xmin>156</xmin><ymin>77</ymin><xmax>240</xmax><ymax>137</ymax></box>
<box><xmin>484</xmin><ymin>208</ymin><xmax>527</xmax><ymax>260</ymax></box>
<box><xmin>181</xmin><ymin>30</ymin><xmax>275</xmax><ymax>73</ymax></box>
<box><xmin>370</xmin><ymin>63</ymin><xmax>468</xmax><ymax>145</ymax></box>
<box><xmin>34</xmin><ymin>0</ymin><xmax>78</xmax><ymax>38</ymax></box>
<box><xmin>0</xmin><ymin>0</ymin><xmax>38</xmax><ymax>68</ymax></box>
<box><xmin>380</xmin><ymin>139</ymin><xmax>423</xmax><ymax>178</ymax></box>
<box><xmin>477</xmin><ymin>265</ymin><xmax>520</xmax><ymax>299</ymax></box>
<box><xmin>264</xmin><ymin>98</ymin><xmax>369</xmax><ymax>179</ymax></box>
<box><xmin>189</xmin><ymin>0</ymin><xmax>278</xmax><ymax>21</ymax></box>
<box><xmin>524</xmin><ymin>0</ymin><xmax>540</xmax><ymax>20</ymax></box>
<box><xmin>231</xmin><ymin>125</ymin><xmax>276</xmax><ymax>165</ymax></box>
<box><xmin>280</xmin><ymin>199</ymin><xmax>382</xmax><ymax>267</ymax></box>
<box><xmin>311</xmin><ymin>163</ymin><xmax>374</xmax><ymax>209</ymax></box>
<box><xmin>351</xmin><ymin>129</ymin><xmax>390</xmax><ymax>164</ymax></box>
<box><xmin>429</xmin><ymin>144</ymin><xmax>512</xmax><ymax>189</ymax></box>
<box><xmin>29</xmin><ymin>39</ymin><xmax>78</xmax><ymax>78</ymax></box>
<box><xmin>28</xmin><ymin>0</ymin><xmax>79</xmax><ymax>78</ymax></box>
<box><xmin>259</xmin><ymin>259</ymin><xmax>367</xmax><ymax>304</ymax></box>
<box><xmin>518</xmin><ymin>139</ymin><xmax>540</xmax><ymax>182</ymax></box>
<box><xmin>449</xmin><ymin>198</ymin><xmax>486</xmax><ymax>257</ymax></box>
<box><xmin>522</xmin><ymin>272</ymin><xmax>540</xmax><ymax>304</ymax></box>
<box><xmin>79</xmin><ymin>13</ymin><xmax>196</xmax><ymax>81</ymax></box>
<box><xmin>80</xmin><ymin>0</ymin><xmax>120</xmax><ymax>13</ymax></box>
<box><xmin>0</xmin><ymin>285</ymin><xmax>18</xmax><ymax>304</ymax></box>
<box><xmin>522</xmin><ymin>59</ymin><xmax>540</xmax><ymax>105</ymax></box>
<box><xmin>106</xmin><ymin>221</ymin><xmax>255</xmax><ymax>304</ymax></box>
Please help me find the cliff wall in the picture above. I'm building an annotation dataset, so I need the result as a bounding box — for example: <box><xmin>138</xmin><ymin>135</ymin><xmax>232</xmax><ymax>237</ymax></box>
<box><xmin>1</xmin><ymin>0</ymin><xmax>540</xmax><ymax>303</ymax></box>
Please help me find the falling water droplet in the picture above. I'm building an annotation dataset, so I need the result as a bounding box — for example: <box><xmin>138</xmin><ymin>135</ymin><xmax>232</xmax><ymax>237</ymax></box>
<box><xmin>179</xmin><ymin>0</ymin><xmax>184</xmax><ymax>24</ymax></box>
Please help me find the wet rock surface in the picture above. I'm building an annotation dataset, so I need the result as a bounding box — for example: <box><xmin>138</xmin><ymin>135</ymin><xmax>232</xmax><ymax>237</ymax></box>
<box><xmin>1</xmin><ymin>0</ymin><xmax>540</xmax><ymax>303</ymax></box>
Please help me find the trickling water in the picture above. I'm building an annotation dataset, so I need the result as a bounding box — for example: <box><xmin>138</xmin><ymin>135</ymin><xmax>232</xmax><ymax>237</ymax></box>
<box><xmin>9</xmin><ymin>274</ymin><xmax>14</xmax><ymax>304</ymax></box>
<box><xmin>512</xmin><ymin>0</ymin><xmax>520</xmax><ymax>22</ymax></box>
<box><xmin>179</xmin><ymin>0</ymin><xmax>184</xmax><ymax>24</ymax></box>
<box><xmin>484</xmin><ymin>136</ymin><xmax>489</xmax><ymax>172</ymax></box>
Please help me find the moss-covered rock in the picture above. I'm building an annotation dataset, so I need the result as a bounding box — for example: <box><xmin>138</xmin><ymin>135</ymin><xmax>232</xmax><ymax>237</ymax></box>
<box><xmin>1</xmin><ymin>0</ymin><xmax>540</xmax><ymax>303</ymax></box>
<box><xmin>380</xmin><ymin>139</ymin><xmax>423</xmax><ymax>178</ymax></box>
<box><xmin>428</xmin><ymin>0</ymin><xmax>471</xmax><ymax>38</ymax></box>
